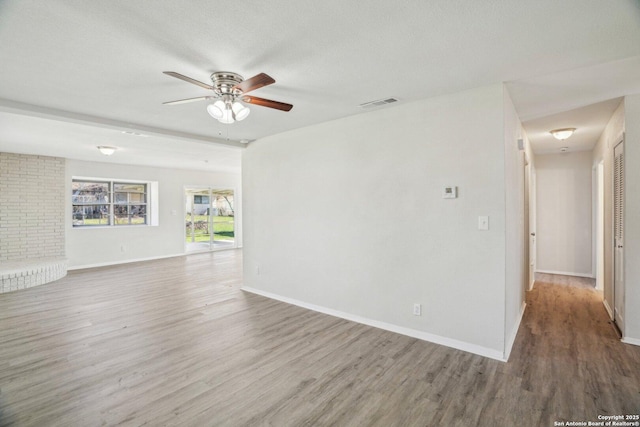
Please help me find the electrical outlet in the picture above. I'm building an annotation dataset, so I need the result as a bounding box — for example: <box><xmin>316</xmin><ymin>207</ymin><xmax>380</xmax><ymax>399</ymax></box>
<box><xmin>120</xmin><ymin>245</ymin><xmax>126</xmax><ymax>252</ymax></box>
<box><xmin>256</xmin><ymin>266</ymin><xmax>260</xmax><ymax>275</ymax></box>
<box><xmin>413</xmin><ymin>303</ymin><xmax>422</xmax><ymax>316</ymax></box>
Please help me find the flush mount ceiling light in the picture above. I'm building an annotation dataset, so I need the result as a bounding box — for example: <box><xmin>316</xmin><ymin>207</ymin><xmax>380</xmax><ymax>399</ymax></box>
<box><xmin>163</xmin><ymin>71</ymin><xmax>293</xmax><ymax>124</ymax></box>
<box><xmin>550</xmin><ymin>128</ymin><xmax>576</xmax><ymax>140</ymax></box>
<box><xmin>97</xmin><ymin>146</ymin><xmax>117</xmax><ymax>156</ymax></box>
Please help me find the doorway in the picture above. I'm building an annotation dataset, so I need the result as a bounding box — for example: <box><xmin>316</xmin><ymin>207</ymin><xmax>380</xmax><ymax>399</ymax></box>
<box><xmin>185</xmin><ymin>187</ymin><xmax>236</xmax><ymax>252</ymax></box>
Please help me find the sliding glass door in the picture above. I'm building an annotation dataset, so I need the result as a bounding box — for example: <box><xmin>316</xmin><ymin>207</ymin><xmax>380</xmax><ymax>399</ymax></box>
<box><xmin>185</xmin><ymin>188</ymin><xmax>235</xmax><ymax>252</ymax></box>
<box><xmin>211</xmin><ymin>189</ymin><xmax>235</xmax><ymax>249</ymax></box>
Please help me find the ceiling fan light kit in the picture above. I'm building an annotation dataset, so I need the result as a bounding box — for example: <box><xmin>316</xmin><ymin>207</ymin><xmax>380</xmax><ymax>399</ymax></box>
<box><xmin>163</xmin><ymin>70</ymin><xmax>292</xmax><ymax>124</ymax></box>
<box><xmin>206</xmin><ymin>100</ymin><xmax>225</xmax><ymax>120</ymax></box>
<box><xmin>232</xmin><ymin>101</ymin><xmax>250</xmax><ymax>121</ymax></box>
<box><xmin>218</xmin><ymin>108</ymin><xmax>234</xmax><ymax>124</ymax></box>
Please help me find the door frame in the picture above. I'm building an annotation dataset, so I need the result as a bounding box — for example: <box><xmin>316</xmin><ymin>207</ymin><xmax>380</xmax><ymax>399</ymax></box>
<box><xmin>593</xmin><ymin>161</ymin><xmax>605</xmax><ymax>291</ymax></box>
<box><xmin>525</xmin><ymin>159</ymin><xmax>536</xmax><ymax>291</ymax></box>
<box><xmin>524</xmin><ymin>159</ymin><xmax>530</xmax><ymax>290</ymax></box>
<box><xmin>612</xmin><ymin>139</ymin><xmax>625</xmax><ymax>333</ymax></box>
<box><xmin>183</xmin><ymin>185</ymin><xmax>238</xmax><ymax>253</ymax></box>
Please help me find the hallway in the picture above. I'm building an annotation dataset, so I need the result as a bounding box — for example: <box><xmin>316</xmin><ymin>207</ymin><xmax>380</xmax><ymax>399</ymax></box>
<box><xmin>507</xmin><ymin>273</ymin><xmax>639</xmax><ymax>422</ymax></box>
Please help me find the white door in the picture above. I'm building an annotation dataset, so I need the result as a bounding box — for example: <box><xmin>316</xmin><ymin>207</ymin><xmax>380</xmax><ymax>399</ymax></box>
<box><xmin>529</xmin><ymin>234</ymin><xmax>536</xmax><ymax>289</ymax></box>
<box><xmin>596</xmin><ymin>162</ymin><xmax>605</xmax><ymax>291</ymax></box>
<box><xmin>524</xmin><ymin>162</ymin><xmax>529</xmax><ymax>288</ymax></box>
<box><xmin>613</xmin><ymin>140</ymin><xmax>625</xmax><ymax>332</ymax></box>
<box><xmin>529</xmin><ymin>168</ymin><xmax>536</xmax><ymax>289</ymax></box>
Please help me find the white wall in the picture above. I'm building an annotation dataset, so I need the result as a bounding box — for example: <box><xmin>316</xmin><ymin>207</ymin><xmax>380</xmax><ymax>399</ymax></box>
<box><xmin>66</xmin><ymin>160</ymin><xmax>241</xmax><ymax>268</ymax></box>
<box><xmin>503</xmin><ymin>89</ymin><xmax>529</xmax><ymax>359</ymax></box>
<box><xmin>624</xmin><ymin>94</ymin><xmax>640</xmax><ymax>344</ymax></box>
<box><xmin>243</xmin><ymin>84</ymin><xmax>512</xmax><ymax>359</ymax></box>
<box><xmin>592</xmin><ymin>100</ymin><xmax>624</xmax><ymax>317</ymax></box>
<box><xmin>535</xmin><ymin>151</ymin><xmax>593</xmax><ymax>277</ymax></box>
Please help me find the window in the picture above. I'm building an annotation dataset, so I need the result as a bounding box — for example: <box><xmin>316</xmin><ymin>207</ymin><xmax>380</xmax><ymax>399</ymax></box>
<box><xmin>72</xmin><ymin>181</ymin><xmax>111</xmax><ymax>226</ymax></box>
<box><xmin>72</xmin><ymin>179</ymin><xmax>148</xmax><ymax>227</ymax></box>
<box><xmin>194</xmin><ymin>195</ymin><xmax>209</xmax><ymax>204</ymax></box>
<box><xmin>114</xmin><ymin>183</ymin><xmax>147</xmax><ymax>225</ymax></box>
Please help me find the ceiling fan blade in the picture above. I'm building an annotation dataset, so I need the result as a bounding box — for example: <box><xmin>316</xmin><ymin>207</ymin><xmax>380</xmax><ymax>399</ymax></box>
<box><xmin>242</xmin><ymin>95</ymin><xmax>293</xmax><ymax>111</ymax></box>
<box><xmin>163</xmin><ymin>71</ymin><xmax>213</xmax><ymax>90</ymax></box>
<box><xmin>233</xmin><ymin>73</ymin><xmax>275</xmax><ymax>94</ymax></box>
<box><xmin>163</xmin><ymin>96</ymin><xmax>215</xmax><ymax>105</ymax></box>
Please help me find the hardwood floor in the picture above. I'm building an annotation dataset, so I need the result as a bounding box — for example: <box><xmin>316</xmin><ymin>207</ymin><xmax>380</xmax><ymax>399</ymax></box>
<box><xmin>0</xmin><ymin>252</ymin><xmax>638</xmax><ymax>426</ymax></box>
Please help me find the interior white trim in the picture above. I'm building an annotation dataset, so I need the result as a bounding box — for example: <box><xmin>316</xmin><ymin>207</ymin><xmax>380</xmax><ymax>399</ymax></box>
<box><xmin>535</xmin><ymin>269</ymin><xmax>594</xmax><ymax>279</ymax></box>
<box><xmin>504</xmin><ymin>301</ymin><xmax>527</xmax><ymax>361</ymax></box>
<box><xmin>0</xmin><ymin>98</ymin><xmax>245</xmax><ymax>149</ymax></box>
<box><xmin>241</xmin><ymin>286</ymin><xmax>507</xmax><ymax>362</ymax></box>
<box><xmin>603</xmin><ymin>298</ymin><xmax>614</xmax><ymax>320</ymax></box>
<box><xmin>68</xmin><ymin>247</ymin><xmax>243</xmax><ymax>270</ymax></box>
<box><xmin>621</xmin><ymin>337</ymin><xmax>640</xmax><ymax>347</ymax></box>
<box><xmin>67</xmin><ymin>252</ymin><xmax>186</xmax><ymax>270</ymax></box>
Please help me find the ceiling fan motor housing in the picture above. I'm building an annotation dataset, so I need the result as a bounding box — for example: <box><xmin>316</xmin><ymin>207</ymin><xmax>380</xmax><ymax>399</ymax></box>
<box><xmin>210</xmin><ymin>72</ymin><xmax>244</xmax><ymax>96</ymax></box>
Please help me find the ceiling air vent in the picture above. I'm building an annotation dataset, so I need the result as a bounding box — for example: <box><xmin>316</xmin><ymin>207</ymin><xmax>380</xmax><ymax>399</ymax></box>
<box><xmin>359</xmin><ymin>97</ymin><xmax>399</xmax><ymax>109</ymax></box>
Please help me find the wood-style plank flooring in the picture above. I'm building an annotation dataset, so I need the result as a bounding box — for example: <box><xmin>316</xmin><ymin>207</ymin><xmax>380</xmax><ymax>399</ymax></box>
<box><xmin>0</xmin><ymin>252</ymin><xmax>638</xmax><ymax>426</ymax></box>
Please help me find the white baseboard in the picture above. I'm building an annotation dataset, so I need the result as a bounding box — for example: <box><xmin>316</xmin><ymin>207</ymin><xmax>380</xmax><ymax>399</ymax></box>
<box><xmin>602</xmin><ymin>299</ymin><xmax>614</xmax><ymax>320</ymax></box>
<box><xmin>241</xmin><ymin>286</ymin><xmax>506</xmax><ymax>362</ymax></box>
<box><xmin>68</xmin><ymin>252</ymin><xmax>187</xmax><ymax>271</ymax></box>
<box><xmin>535</xmin><ymin>269</ymin><xmax>594</xmax><ymax>279</ymax></box>
<box><xmin>68</xmin><ymin>247</ymin><xmax>242</xmax><ymax>271</ymax></box>
<box><xmin>622</xmin><ymin>336</ymin><xmax>640</xmax><ymax>347</ymax></box>
<box><xmin>504</xmin><ymin>301</ymin><xmax>526</xmax><ymax>361</ymax></box>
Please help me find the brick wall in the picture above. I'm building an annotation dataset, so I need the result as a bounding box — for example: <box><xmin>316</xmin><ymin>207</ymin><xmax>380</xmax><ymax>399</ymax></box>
<box><xmin>0</xmin><ymin>153</ymin><xmax>66</xmax><ymax>262</ymax></box>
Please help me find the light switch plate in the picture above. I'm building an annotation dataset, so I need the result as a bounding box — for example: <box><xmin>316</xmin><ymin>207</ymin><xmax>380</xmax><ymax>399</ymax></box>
<box><xmin>478</xmin><ymin>216</ymin><xmax>489</xmax><ymax>230</ymax></box>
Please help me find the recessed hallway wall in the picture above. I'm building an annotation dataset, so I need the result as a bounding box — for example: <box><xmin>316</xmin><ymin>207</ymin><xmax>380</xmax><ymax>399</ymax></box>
<box><xmin>535</xmin><ymin>151</ymin><xmax>593</xmax><ymax>277</ymax></box>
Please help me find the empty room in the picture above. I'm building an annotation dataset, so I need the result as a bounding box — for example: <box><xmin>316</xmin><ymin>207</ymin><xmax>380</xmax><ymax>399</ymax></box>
<box><xmin>1</xmin><ymin>1</ymin><xmax>639</xmax><ymax>426</ymax></box>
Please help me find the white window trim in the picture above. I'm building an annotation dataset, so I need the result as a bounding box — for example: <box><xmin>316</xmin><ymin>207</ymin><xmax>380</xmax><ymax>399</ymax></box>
<box><xmin>72</xmin><ymin>176</ymin><xmax>159</xmax><ymax>228</ymax></box>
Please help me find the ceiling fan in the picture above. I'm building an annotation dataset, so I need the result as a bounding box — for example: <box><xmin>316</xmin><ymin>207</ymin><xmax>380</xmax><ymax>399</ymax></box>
<box><xmin>163</xmin><ymin>71</ymin><xmax>293</xmax><ymax>124</ymax></box>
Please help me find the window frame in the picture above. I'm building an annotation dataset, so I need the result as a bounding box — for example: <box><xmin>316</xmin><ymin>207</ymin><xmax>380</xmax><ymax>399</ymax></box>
<box><xmin>72</xmin><ymin>178</ymin><xmax>150</xmax><ymax>228</ymax></box>
<box><xmin>193</xmin><ymin>195</ymin><xmax>210</xmax><ymax>205</ymax></box>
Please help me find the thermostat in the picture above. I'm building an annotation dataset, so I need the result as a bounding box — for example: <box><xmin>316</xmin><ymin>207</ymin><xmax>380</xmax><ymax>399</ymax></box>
<box><xmin>442</xmin><ymin>186</ymin><xmax>457</xmax><ymax>199</ymax></box>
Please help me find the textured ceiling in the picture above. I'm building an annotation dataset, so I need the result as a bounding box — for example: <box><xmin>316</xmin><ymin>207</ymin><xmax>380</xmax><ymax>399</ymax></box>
<box><xmin>0</xmin><ymin>0</ymin><xmax>639</xmax><ymax>169</ymax></box>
